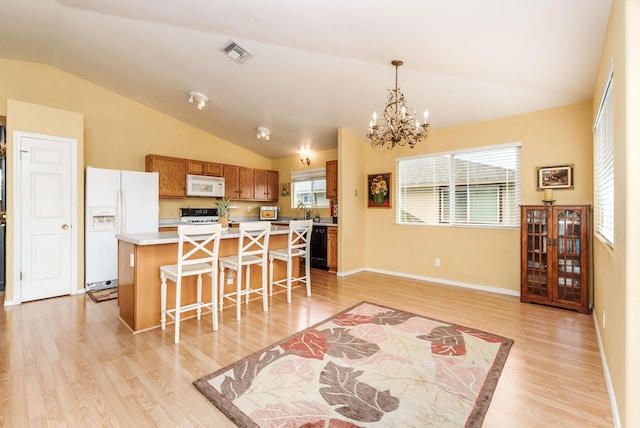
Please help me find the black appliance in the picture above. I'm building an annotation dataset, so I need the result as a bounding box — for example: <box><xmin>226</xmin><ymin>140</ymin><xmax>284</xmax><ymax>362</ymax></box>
<box><xmin>310</xmin><ymin>225</ymin><xmax>328</xmax><ymax>270</ymax></box>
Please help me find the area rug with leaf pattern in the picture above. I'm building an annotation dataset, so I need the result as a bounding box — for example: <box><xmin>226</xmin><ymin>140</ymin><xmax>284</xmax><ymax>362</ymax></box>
<box><xmin>193</xmin><ymin>301</ymin><xmax>513</xmax><ymax>428</ymax></box>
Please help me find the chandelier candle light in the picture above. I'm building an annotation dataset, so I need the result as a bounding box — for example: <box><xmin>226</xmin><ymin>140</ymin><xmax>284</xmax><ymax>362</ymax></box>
<box><xmin>367</xmin><ymin>60</ymin><xmax>429</xmax><ymax>149</ymax></box>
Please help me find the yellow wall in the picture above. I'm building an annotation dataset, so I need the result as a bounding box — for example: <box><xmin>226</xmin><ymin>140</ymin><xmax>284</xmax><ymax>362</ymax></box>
<box><xmin>337</xmin><ymin>128</ymin><xmax>367</xmax><ymax>273</ymax></box>
<box><xmin>347</xmin><ymin>102</ymin><xmax>593</xmax><ymax>292</ymax></box>
<box><xmin>4</xmin><ymin>99</ymin><xmax>85</xmax><ymax>302</ymax></box>
<box><xmin>592</xmin><ymin>0</ymin><xmax>640</xmax><ymax>426</ymax></box>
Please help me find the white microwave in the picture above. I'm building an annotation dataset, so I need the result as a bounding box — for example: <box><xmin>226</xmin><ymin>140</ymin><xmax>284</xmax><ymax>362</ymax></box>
<box><xmin>186</xmin><ymin>174</ymin><xmax>225</xmax><ymax>197</ymax></box>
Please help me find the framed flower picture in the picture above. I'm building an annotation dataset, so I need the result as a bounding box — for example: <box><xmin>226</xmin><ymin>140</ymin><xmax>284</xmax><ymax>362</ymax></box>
<box><xmin>368</xmin><ymin>173</ymin><xmax>391</xmax><ymax>208</ymax></box>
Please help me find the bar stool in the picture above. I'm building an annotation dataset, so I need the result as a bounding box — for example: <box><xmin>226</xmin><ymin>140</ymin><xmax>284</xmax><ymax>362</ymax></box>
<box><xmin>269</xmin><ymin>219</ymin><xmax>313</xmax><ymax>303</ymax></box>
<box><xmin>219</xmin><ymin>222</ymin><xmax>271</xmax><ymax>321</ymax></box>
<box><xmin>160</xmin><ymin>223</ymin><xmax>222</xmax><ymax>344</ymax></box>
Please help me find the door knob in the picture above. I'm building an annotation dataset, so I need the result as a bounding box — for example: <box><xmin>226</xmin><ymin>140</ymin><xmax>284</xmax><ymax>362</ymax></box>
<box><xmin>61</xmin><ymin>224</ymin><xmax>69</xmax><ymax>230</ymax></box>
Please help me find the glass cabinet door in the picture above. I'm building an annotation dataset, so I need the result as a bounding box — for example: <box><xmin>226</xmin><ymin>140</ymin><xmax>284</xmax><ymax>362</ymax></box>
<box><xmin>524</xmin><ymin>208</ymin><xmax>550</xmax><ymax>299</ymax></box>
<box><xmin>555</xmin><ymin>209</ymin><xmax>583</xmax><ymax>304</ymax></box>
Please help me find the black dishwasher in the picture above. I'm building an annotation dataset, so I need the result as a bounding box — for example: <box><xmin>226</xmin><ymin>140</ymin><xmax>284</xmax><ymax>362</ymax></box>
<box><xmin>310</xmin><ymin>225</ymin><xmax>328</xmax><ymax>270</ymax></box>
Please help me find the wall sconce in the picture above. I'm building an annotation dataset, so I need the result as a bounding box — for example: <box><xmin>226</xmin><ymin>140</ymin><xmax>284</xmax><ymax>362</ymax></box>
<box><xmin>188</xmin><ymin>91</ymin><xmax>208</xmax><ymax>110</ymax></box>
<box><xmin>256</xmin><ymin>127</ymin><xmax>271</xmax><ymax>141</ymax></box>
<box><xmin>299</xmin><ymin>148</ymin><xmax>311</xmax><ymax>166</ymax></box>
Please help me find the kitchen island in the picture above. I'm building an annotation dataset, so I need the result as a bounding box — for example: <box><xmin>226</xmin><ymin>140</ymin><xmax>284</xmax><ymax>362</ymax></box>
<box><xmin>116</xmin><ymin>226</ymin><xmax>293</xmax><ymax>332</ymax></box>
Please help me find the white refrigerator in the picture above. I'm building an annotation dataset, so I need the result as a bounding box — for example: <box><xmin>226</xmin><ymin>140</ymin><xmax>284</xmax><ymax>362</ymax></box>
<box><xmin>85</xmin><ymin>167</ymin><xmax>159</xmax><ymax>290</ymax></box>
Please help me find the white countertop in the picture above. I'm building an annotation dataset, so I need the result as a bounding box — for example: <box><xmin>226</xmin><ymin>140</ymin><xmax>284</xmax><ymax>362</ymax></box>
<box><xmin>116</xmin><ymin>225</ymin><xmax>291</xmax><ymax>246</ymax></box>
<box><xmin>158</xmin><ymin>218</ymin><xmax>338</xmax><ymax>228</ymax></box>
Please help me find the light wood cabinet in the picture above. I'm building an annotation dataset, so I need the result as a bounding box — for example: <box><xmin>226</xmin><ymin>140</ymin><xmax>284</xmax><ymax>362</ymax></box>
<box><xmin>186</xmin><ymin>160</ymin><xmax>223</xmax><ymax>177</ymax></box>
<box><xmin>326</xmin><ymin>160</ymin><xmax>338</xmax><ymax>199</ymax></box>
<box><xmin>186</xmin><ymin>160</ymin><xmax>206</xmax><ymax>175</ymax></box>
<box><xmin>145</xmin><ymin>154</ymin><xmax>186</xmax><ymax>198</ymax></box>
<box><xmin>327</xmin><ymin>226</ymin><xmax>338</xmax><ymax>273</ymax></box>
<box><xmin>520</xmin><ymin>205</ymin><xmax>590</xmax><ymax>314</ymax></box>
<box><xmin>206</xmin><ymin>162</ymin><xmax>223</xmax><ymax>177</ymax></box>
<box><xmin>254</xmin><ymin>169</ymin><xmax>279</xmax><ymax>201</ymax></box>
<box><xmin>224</xmin><ymin>165</ymin><xmax>254</xmax><ymax>200</ymax></box>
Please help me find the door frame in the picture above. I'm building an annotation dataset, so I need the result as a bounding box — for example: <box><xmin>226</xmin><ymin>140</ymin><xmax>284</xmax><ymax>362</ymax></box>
<box><xmin>12</xmin><ymin>131</ymin><xmax>79</xmax><ymax>304</ymax></box>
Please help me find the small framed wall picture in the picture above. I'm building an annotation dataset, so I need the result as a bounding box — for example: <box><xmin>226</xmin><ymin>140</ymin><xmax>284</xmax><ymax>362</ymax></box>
<box><xmin>279</xmin><ymin>182</ymin><xmax>290</xmax><ymax>197</ymax></box>
<box><xmin>368</xmin><ymin>173</ymin><xmax>391</xmax><ymax>208</ymax></box>
<box><xmin>537</xmin><ymin>164</ymin><xmax>574</xmax><ymax>190</ymax></box>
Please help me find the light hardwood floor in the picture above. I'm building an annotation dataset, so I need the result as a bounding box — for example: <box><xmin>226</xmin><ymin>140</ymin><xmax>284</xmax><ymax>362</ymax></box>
<box><xmin>0</xmin><ymin>270</ymin><xmax>613</xmax><ymax>427</ymax></box>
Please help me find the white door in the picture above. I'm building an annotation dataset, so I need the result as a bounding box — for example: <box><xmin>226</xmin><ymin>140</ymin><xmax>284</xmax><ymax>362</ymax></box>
<box><xmin>18</xmin><ymin>133</ymin><xmax>76</xmax><ymax>302</ymax></box>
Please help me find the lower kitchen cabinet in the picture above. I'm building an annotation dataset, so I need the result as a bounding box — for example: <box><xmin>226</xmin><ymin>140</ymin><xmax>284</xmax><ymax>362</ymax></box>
<box><xmin>327</xmin><ymin>226</ymin><xmax>338</xmax><ymax>273</ymax></box>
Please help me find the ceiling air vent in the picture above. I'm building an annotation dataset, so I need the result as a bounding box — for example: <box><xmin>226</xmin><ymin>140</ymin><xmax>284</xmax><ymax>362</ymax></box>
<box><xmin>220</xmin><ymin>40</ymin><xmax>253</xmax><ymax>64</ymax></box>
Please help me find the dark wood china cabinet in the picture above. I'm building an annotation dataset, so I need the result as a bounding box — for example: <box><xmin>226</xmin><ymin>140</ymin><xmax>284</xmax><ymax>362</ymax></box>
<box><xmin>520</xmin><ymin>205</ymin><xmax>590</xmax><ymax>314</ymax></box>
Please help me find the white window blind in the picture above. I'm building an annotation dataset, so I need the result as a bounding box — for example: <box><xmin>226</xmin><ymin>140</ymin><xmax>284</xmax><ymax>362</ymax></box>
<box><xmin>397</xmin><ymin>143</ymin><xmax>521</xmax><ymax>227</ymax></box>
<box><xmin>594</xmin><ymin>72</ymin><xmax>614</xmax><ymax>246</ymax></box>
<box><xmin>291</xmin><ymin>168</ymin><xmax>328</xmax><ymax>208</ymax></box>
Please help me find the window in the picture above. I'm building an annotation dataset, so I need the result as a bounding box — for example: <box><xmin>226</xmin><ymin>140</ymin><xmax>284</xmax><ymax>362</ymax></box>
<box><xmin>291</xmin><ymin>168</ymin><xmax>329</xmax><ymax>209</ymax></box>
<box><xmin>594</xmin><ymin>71</ymin><xmax>614</xmax><ymax>246</ymax></box>
<box><xmin>397</xmin><ymin>143</ymin><xmax>521</xmax><ymax>227</ymax></box>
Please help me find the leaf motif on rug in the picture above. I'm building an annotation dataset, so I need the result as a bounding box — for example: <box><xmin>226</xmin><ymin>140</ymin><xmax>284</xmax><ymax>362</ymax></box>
<box><xmin>419</xmin><ymin>325</ymin><xmax>467</xmax><ymax>356</ymax></box>
<box><xmin>322</xmin><ymin>328</ymin><xmax>380</xmax><ymax>360</ymax></box>
<box><xmin>319</xmin><ymin>361</ymin><xmax>400</xmax><ymax>423</ymax></box>
<box><xmin>220</xmin><ymin>348</ymin><xmax>284</xmax><ymax>399</ymax></box>
<box><xmin>281</xmin><ymin>328</ymin><xmax>329</xmax><ymax>359</ymax></box>
<box><xmin>372</xmin><ymin>309</ymin><xmax>416</xmax><ymax>326</ymax></box>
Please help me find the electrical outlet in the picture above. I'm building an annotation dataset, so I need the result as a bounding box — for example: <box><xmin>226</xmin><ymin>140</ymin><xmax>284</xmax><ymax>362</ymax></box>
<box><xmin>435</xmin><ymin>258</ymin><xmax>441</xmax><ymax>267</ymax></box>
<box><xmin>602</xmin><ymin>311</ymin><xmax>606</xmax><ymax>328</ymax></box>
<box><xmin>227</xmin><ymin>277</ymin><xmax>233</xmax><ymax>284</ymax></box>
<box><xmin>247</xmin><ymin>206</ymin><xmax>252</xmax><ymax>213</ymax></box>
<box><xmin>129</xmin><ymin>253</ymin><xmax>135</xmax><ymax>268</ymax></box>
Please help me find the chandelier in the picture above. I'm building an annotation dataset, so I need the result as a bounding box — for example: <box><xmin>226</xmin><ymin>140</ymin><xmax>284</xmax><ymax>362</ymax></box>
<box><xmin>367</xmin><ymin>60</ymin><xmax>429</xmax><ymax>149</ymax></box>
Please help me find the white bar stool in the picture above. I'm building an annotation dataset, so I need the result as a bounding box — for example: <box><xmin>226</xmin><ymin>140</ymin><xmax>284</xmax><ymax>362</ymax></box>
<box><xmin>160</xmin><ymin>223</ymin><xmax>222</xmax><ymax>344</ymax></box>
<box><xmin>269</xmin><ymin>219</ymin><xmax>313</xmax><ymax>303</ymax></box>
<box><xmin>219</xmin><ymin>222</ymin><xmax>271</xmax><ymax>320</ymax></box>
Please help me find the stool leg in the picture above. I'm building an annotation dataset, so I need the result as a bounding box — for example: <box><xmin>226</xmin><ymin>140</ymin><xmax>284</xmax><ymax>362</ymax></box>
<box><xmin>219</xmin><ymin>266</ymin><xmax>225</xmax><ymax>312</ymax></box>
<box><xmin>305</xmin><ymin>251</ymin><xmax>312</xmax><ymax>296</ymax></box>
<box><xmin>174</xmin><ymin>277</ymin><xmax>182</xmax><ymax>344</ymax></box>
<box><xmin>196</xmin><ymin>274</ymin><xmax>202</xmax><ymax>320</ymax></box>
<box><xmin>245</xmin><ymin>265</ymin><xmax>251</xmax><ymax>305</ymax></box>
<box><xmin>261</xmin><ymin>261</ymin><xmax>268</xmax><ymax>312</ymax></box>
<box><xmin>286</xmin><ymin>257</ymin><xmax>292</xmax><ymax>304</ymax></box>
<box><xmin>269</xmin><ymin>255</ymin><xmax>274</xmax><ymax>296</ymax></box>
<box><xmin>211</xmin><ymin>271</ymin><xmax>218</xmax><ymax>331</ymax></box>
<box><xmin>160</xmin><ymin>272</ymin><xmax>167</xmax><ymax>330</ymax></box>
<box><xmin>236</xmin><ymin>267</ymin><xmax>242</xmax><ymax>321</ymax></box>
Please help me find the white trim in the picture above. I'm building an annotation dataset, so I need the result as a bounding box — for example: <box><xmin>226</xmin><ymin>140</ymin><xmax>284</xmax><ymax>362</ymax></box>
<box><xmin>592</xmin><ymin>311</ymin><xmax>622</xmax><ymax>428</ymax></box>
<box><xmin>12</xmin><ymin>131</ymin><xmax>79</xmax><ymax>304</ymax></box>
<box><xmin>291</xmin><ymin>167</ymin><xmax>325</xmax><ymax>181</ymax></box>
<box><xmin>339</xmin><ymin>267</ymin><xmax>520</xmax><ymax>297</ymax></box>
<box><xmin>593</xmin><ymin>62</ymin><xmax>614</xmax><ymax>130</ymax></box>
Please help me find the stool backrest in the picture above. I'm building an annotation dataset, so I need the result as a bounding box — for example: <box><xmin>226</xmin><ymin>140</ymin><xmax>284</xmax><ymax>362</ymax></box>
<box><xmin>288</xmin><ymin>219</ymin><xmax>313</xmax><ymax>255</ymax></box>
<box><xmin>176</xmin><ymin>223</ymin><xmax>223</xmax><ymax>273</ymax></box>
<box><xmin>237</xmin><ymin>221</ymin><xmax>271</xmax><ymax>260</ymax></box>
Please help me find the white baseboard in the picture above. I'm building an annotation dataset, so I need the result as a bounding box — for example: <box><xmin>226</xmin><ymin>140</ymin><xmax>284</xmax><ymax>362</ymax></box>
<box><xmin>339</xmin><ymin>267</ymin><xmax>519</xmax><ymax>297</ymax></box>
<box><xmin>592</xmin><ymin>311</ymin><xmax>622</xmax><ymax>428</ymax></box>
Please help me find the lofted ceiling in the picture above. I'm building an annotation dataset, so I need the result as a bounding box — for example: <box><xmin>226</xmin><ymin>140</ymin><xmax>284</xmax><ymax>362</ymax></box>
<box><xmin>0</xmin><ymin>0</ymin><xmax>611</xmax><ymax>159</ymax></box>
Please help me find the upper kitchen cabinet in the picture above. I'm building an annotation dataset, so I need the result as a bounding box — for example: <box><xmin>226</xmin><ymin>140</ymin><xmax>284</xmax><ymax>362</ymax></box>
<box><xmin>224</xmin><ymin>165</ymin><xmax>254</xmax><ymax>200</ymax></box>
<box><xmin>326</xmin><ymin>160</ymin><xmax>338</xmax><ymax>199</ymax></box>
<box><xmin>254</xmin><ymin>169</ymin><xmax>279</xmax><ymax>201</ymax></box>
<box><xmin>145</xmin><ymin>154</ymin><xmax>186</xmax><ymax>198</ymax></box>
<box><xmin>186</xmin><ymin>160</ymin><xmax>223</xmax><ymax>177</ymax></box>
